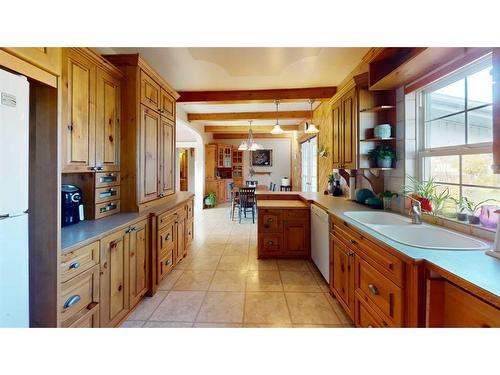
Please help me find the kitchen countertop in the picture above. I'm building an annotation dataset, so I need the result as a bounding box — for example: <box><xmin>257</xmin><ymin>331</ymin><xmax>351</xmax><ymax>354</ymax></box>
<box><xmin>257</xmin><ymin>191</ymin><xmax>500</xmax><ymax>302</ymax></box>
<box><xmin>61</xmin><ymin>192</ymin><xmax>194</xmax><ymax>254</ymax></box>
<box><xmin>256</xmin><ymin>200</ymin><xmax>308</xmax><ymax>209</ymax></box>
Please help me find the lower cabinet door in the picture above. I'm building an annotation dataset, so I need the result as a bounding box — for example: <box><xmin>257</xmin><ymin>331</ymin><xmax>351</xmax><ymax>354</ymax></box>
<box><xmin>331</xmin><ymin>236</ymin><xmax>355</xmax><ymax>318</ymax></box>
<box><xmin>175</xmin><ymin>219</ymin><xmax>186</xmax><ymax>264</ymax></box>
<box><xmin>129</xmin><ymin>219</ymin><xmax>149</xmax><ymax>308</ymax></box>
<box><xmin>283</xmin><ymin>219</ymin><xmax>309</xmax><ymax>257</ymax></box>
<box><xmin>185</xmin><ymin>218</ymin><xmax>193</xmax><ymax>246</ymax></box>
<box><xmin>100</xmin><ymin>228</ymin><xmax>130</xmax><ymax>327</ymax></box>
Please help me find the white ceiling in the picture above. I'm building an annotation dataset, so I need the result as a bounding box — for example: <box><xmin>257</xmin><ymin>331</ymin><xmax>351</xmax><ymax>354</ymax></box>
<box><xmin>100</xmin><ymin>47</ymin><xmax>369</xmax><ymax>91</ymax></box>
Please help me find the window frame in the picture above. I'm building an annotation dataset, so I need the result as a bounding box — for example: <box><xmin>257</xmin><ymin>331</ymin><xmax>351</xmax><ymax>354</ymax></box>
<box><xmin>416</xmin><ymin>54</ymin><xmax>498</xmax><ymax>201</ymax></box>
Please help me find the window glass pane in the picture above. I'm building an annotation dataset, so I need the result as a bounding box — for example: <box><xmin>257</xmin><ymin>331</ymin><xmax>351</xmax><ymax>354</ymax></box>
<box><xmin>423</xmin><ymin>155</ymin><xmax>460</xmax><ymax>183</ymax></box>
<box><xmin>434</xmin><ymin>184</ymin><xmax>460</xmax><ymax>218</ymax></box>
<box><xmin>467</xmin><ymin>105</ymin><xmax>492</xmax><ymax>144</ymax></box>
<box><xmin>462</xmin><ymin>186</ymin><xmax>500</xmax><ymax>213</ymax></box>
<box><xmin>426</xmin><ymin>78</ymin><xmax>465</xmax><ymax>121</ymax></box>
<box><xmin>467</xmin><ymin>66</ymin><xmax>492</xmax><ymax>108</ymax></box>
<box><xmin>425</xmin><ymin>113</ymin><xmax>465</xmax><ymax>148</ymax></box>
<box><xmin>462</xmin><ymin>153</ymin><xmax>500</xmax><ymax>187</ymax></box>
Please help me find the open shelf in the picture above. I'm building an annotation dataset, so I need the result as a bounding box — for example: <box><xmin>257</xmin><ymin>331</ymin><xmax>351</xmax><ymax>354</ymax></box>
<box><xmin>360</xmin><ymin>137</ymin><xmax>395</xmax><ymax>142</ymax></box>
<box><xmin>360</xmin><ymin>105</ymin><xmax>395</xmax><ymax>113</ymax></box>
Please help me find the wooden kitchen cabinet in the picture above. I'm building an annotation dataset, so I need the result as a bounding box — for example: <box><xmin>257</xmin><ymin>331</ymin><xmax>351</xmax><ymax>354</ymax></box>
<box><xmin>330</xmin><ymin>234</ymin><xmax>355</xmax><ymax>318</ymax></box>
<box><xmin>257</xmin><ymin>201</ymin><xmax>310</xmax><ymax>259</ymax></box>
<box><xmin>128</xmin><ymin>219</ymin><xmax>150</xmax><ymax>308</ymax></box>
<box><xmin>159</xmin><ymin>116</ymin><xmax>175</xmax><ymax>197</ymax></box>
<box><xmin>217</xmin><ymin>180</ymin><xmax>225</xmax><ymax>204</ymax></box>
<box><xmin>205</xmin><ymin>144</ymin><xmax>218</xmax><ymax>181</ymax></box>
<box><xmin>331</xmin><ymin>86</ymin><xmax>358</xmax><ymax>169</ymax></box>
<box><xmin>99</xmin><ymin>227</ymin><xmax>129</xmax><ymax>328</ymax></box>
<box><xmin>95</xmin><ymin>67</ymin><xmax>121</xmax><ymax>172</ymax></box>
<box><xmin>139</xmin><ymin>105</ymin><xmax>161</xmax><ymax>204</ymax></box>
<box><xmin>331</xmin><ymin>99</ymin><xmax>342</xmax><ymax>168</ymax></box>
<box><xmin>104</xmin><ymin>53</ymin><xmax>179</xmax><ymax>211</ymax></box>
<box><xmin>2</xmin><ymin>47</ymin><xmax>62</xmax><ymax>76</ymax></box>
<box><xmin>62</xmin><ymin>49</ymin><xmax>96</xmax><ymax>173</ymax></box>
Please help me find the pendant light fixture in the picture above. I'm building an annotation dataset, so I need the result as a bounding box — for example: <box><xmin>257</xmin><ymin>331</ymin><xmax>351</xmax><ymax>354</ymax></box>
<box><xmin>304</xmin><ymin>99</ymin><xmax>319</xmax><ymax>134</ymax></box>
<box><xmin>270</xmin><ymin>100</ymin><xmax>284</xmax><ymax>134</ymax></box>
<box><xmin>238</xmin><ymin>120</ymin><xmax>262</xmax><ymax>151</ymax></box>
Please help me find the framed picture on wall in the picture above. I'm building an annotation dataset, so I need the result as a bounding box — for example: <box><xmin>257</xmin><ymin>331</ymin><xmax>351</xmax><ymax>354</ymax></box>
<box><xmin>251</xmin><ymin>149</ymin><xmax>273</xmax><ymax>166</ymax></box>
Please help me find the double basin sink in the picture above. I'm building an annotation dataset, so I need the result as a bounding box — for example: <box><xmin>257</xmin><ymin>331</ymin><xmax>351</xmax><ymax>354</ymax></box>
<box><xmin>343</xmin><ymin>211</ymin><xmax>490</xmax><ymax>251</ymax></box>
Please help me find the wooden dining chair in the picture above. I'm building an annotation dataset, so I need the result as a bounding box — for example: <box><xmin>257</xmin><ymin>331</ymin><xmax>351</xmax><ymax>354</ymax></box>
<box><xmin>280</xmin><ymin>185</ymin><xmax>292</xmax><ymax>191</ymax></box>
<box><xmin>237</xmin><ymin>187</ymin><xmax>256</xmax><ymax>224</ymax></box>
<box><xmin>228</xmin><ymin>182</ymin><xmax>235</xmax><ymax>219</ymax></box>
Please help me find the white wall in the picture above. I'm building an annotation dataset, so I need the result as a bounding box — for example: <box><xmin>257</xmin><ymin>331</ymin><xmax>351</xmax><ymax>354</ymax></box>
<box><xmin>222</xmin><ymin>138</ymin><xmax>292</xmax><ymax>188</ymax></box>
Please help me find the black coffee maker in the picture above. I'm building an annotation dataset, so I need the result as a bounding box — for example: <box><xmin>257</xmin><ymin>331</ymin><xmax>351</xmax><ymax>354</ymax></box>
<box><xmin>62</xmin><ymin>184</ymin><xmax>83</xmax><ymax>227</ymax></box>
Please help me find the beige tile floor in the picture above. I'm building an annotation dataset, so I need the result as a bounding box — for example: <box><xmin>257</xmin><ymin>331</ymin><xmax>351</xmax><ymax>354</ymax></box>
<box><xmin>121</xmin><ymin>203</ymin><xmax>354</xmax><ymax>328</ymax></box>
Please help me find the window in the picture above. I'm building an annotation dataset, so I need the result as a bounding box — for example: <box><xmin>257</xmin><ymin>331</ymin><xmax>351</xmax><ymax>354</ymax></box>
<box><xmin>417</xmin><ymin>55</ymin><xmax>500</xmax><ymax>214</ymax></box>
<box><xmin>301</xmin><ymin>137</ymin><xmax>317</xmax><ymax>192</ymax></box>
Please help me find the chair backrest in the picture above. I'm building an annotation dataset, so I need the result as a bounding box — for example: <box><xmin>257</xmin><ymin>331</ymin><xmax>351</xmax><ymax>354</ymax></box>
<box><xmin>238</xmin><ymin>187</ymin><xmax>256</xmax><ymax>208</ymax></box>
<box><xmin>245</xmin><ymin>180</ymin><xmax>258</xmax><ymax>187</ymax></box>
<box><xmin>271</xmin><ymin>183</ymin><xmax>277</xmax><ymax>191</ymax></box>
<box><xmin>229</xmin><ymin>182</ymin><xmax>234</xmax><ymax>191</ymax></box>
<box><xmin>280</xmin><ymin>185</ymin><xmax>292</xmax><ymax>191</ymax></box>
<box><xmin>268</xmin><ymin>182</ymin><xmax>273</xmax><ymax>190</ymax></box>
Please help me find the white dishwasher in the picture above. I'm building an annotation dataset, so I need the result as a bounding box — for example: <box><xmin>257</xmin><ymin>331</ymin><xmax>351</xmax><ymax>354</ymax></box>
<box><xmin>310</xmin><ymin>204</ymin><xmax>330</xmax><ymax>281</ymax></box>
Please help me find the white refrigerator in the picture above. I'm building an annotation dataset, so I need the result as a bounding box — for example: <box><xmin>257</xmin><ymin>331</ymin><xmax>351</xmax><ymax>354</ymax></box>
<box><xmin>0</xmin><ymin>68</ymin><xmax>30</xmax><ymax>327</ymax></box>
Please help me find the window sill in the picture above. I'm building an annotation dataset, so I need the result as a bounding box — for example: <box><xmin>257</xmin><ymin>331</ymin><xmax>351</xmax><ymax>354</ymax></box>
<box><xmin>421</xmin><ymin>213</ymin><xmax>496</xmax><ymax>241</ymax></box>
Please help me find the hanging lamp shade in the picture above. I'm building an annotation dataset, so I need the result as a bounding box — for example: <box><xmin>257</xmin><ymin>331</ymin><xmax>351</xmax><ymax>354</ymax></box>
<box><xmin>238</xmin><ymin>140</ymin><xmax>249</xmax><ymax>151</ymax></box>
<box><xmin>304</xmin><ymin>99</ymin><xmax>319</xmax><ymax>134</ymax></box>
<box><xmin>270</xmin><ymin>99</ymin><xmax>284</xmax><ymax>134</ymax></box>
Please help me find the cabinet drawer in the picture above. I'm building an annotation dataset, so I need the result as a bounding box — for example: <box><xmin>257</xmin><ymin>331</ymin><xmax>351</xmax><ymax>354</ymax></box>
<box><xmin>158</xmin><ymin>210</ymin><xmax>175</xmax><ymax>229</ymax></box>
<box><xmin>258</xmin><ymin>234</ymin><xmax>282</xmax><ymax>254</ymax></box>
<box><xmin>158</xmin><ymin>250</ymin><xmax>174</xmax><ymax>282</ymax></box>
<box><xmin>355</xmin><ymin>257</ymin><xmax>402</xmax><ymax>327</ymax></box>
<box><xmin>95</xmin><ymin>200</ymin><xmax>120</xmax><ymax>219</ymax></box>
<box><xmin>60</xmin><ymin>241</ymin><xmax>100</xmax><ymax>283</ymax></box>
<box><xmin>187</xmin><ymin>200</ymin><xmax>194</xmax><ymax>220</ymax></box>
<box><xmin>158</xmin><ymin>223</ymin><xmax>175</xmax><ymax>255</ymax></box>
<box><xmin>355</xmin><ymin>291</ymin><xmax>390</xmax><ymax>328</ymax></box>
<box><xmin>95</xmin><ymin>186</ymin><xmax>121</xmax><ymax>204</ymax></box>
<box><xmin>95</xmin><ymin>171</ymin><xmax>120</xmax><ymax>188</ymax></box>
<box><xmin>140</xmin><ymin>70</ymin><xmax>161</xmax><ymax>111</ymax></box>
<box><xmin>185</xmin><ymin>218</ymin><xmax>194</xmax><ymax>245</ymax></box>
<box><xmin>259</xmin><ymin>209</ymin><xmax>282</xmax><ymax>233</ymax></box>
<box><xmin>66</xmin><ymin>304</ymin><xmax>99</xmax><ymax>328</ymax></box>
<box><xmin>284</xmin><ymin>209</ymin><xmax>309</xmax><ymax>219</ymax></box>
<box><xmin>60</xmin><ymin>265</ymin><xmax>99</xmax><ymax>326</ymax></box>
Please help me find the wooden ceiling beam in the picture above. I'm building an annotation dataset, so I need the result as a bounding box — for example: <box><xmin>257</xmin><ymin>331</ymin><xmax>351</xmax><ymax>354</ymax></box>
<box><xmin>213</xmin><ymin>133</ymin><xmax>292</xmax><ymax>139</ymax></box>
<box><xmin>205</xmin><ymin>125</ymin><xmax>299</xmax><ymax>133</ymax></box>
<box><xmin>188</xmin><ymin>110</ymin><xmax>309</xmax><ymax>122</ymax></box>
<box><xmin>178</xmin><ymin>87</ymin><xmax>337</xmax><ymax>103</ymax></box>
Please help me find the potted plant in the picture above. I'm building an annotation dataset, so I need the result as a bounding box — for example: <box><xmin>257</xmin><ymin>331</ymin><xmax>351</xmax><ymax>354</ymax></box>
<box><xmin>378</xmin><ymin>190</ymin><xmax>398</xmax><ymax>210</ymax></box>
<box><xmin>368</xmin><ymin>146</ymin><xmax>396</xmax><ymax>168</ymax></box>
<box><xmin>402</xmin><ymin>176</ymin><xmax>435</xmax><ymax>213</ymax></box>
<box><xmin>327</xmin><ymin>173</ymin><xmax>335</xmax><ymax>194</ymax></box>
<box><xmin>204</xmin><ymin>192</ymin><xmax>217</xmax><ymax>207</ymax></box>
<box><xmin>451</xmin><ymin>197</ymin><xmax>469</xmax><ymax>222</ymax></box>
<box><xmin>430</xmin><ymin>188</ymin><xmax>450</xmax><ymax>216</ymax></box>
<box><xmin>460</xmin><ymin>197</ymin><xmax>498</xmax><ymax>224</ymax></box>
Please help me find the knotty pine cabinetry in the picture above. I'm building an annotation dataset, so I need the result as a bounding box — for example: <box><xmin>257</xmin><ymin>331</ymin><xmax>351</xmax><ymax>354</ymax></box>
<box><xmin>331</xmin><ymin>86</ymin><xmax>357</xmax><ymax>169</ymax></box>
<box><xmin>104</xmin><ymin>54</ymin><xmax>178</xmax><ymax>211</ymax></box>
<box><xmin>257</xmin><ymin>201</ymin><xmax>310</xmax><ymax>259</ymax></box>
<box><xmin>330</xmin><ymin>215</ymin><xmax>406</xmax><ymax>327</ymax></box>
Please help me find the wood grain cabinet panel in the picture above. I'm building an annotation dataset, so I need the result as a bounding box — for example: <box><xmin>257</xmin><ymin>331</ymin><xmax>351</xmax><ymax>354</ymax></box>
<box><xmin>283</xmin><ymin>219</ymin><xmax>309</xmax><ymax>256</ymax></box>
<box><xmin>175</xmin><ymin>217</ymin><xmax>186</xmax><ymax>264</ymax></box>
<box><xmin>100</xmin><ymin>228</ymin><xmax>129</xmax><ymax>328</ymax></box>
<box><xmin>60</xmin><ymin>241</ymin><xmax>100</xmax><ymax>283</ymax></box>
<box><xmin>95</xmin><ymin>68</ymin><xmax>120</xmax><ymax>172</ymax></box>
<box><xmin>331</xmin><ymin>99</ymin><xmax>342</xmax><ymax>168</ymax></box>
<box><xmin>62</xmin><ymin>49</ymin><xmax>96</xmax><ymax>173</ymax></box>
<box><xmin>341</xmin><ymin>88</ymin><xmax>357</xmax><ymax>169</ymax></box>
<box><xmin>259</xmin><ymin>209</ymin><xmax>283</xmax><ymax>233</ymax></box>
<box><xmin>3</xmin><ymin>47</ymin><xmax>62</xmax><ymax>76</ymax></box>
<box><xmin>139</xmin><ymin>105</ymin><xmax>160</xmax><ymax>203</ymax></box>
<box><xmin>160</xmin><ymin>88</ymin><xmax>175</xmax><ymax>120</ymax></box>
<box><xmin>140</xmin><ymin>70</ymin><xmax>161</xmax><ymax>111</ymax></box>
<box><xmin>330</xmin><ymin>235</ymin><xmax>355</xmax><ymax>318</ymax></box>
<box><xmin>159</xmin><ymin>116</ymin><xmax>175</xmax><ymax>197</ymax></box>
<box><xmin>129</xmin><ymin>219</ymin><xmax>149</xmax><ymax>308</ymax></box>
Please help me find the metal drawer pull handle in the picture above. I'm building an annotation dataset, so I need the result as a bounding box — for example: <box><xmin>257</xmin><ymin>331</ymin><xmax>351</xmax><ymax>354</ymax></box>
<box><xmin>368</xmin><ymin>284</ymin><xmax>379</xmax><ymax>295</ymax></box>
<box><xmin>267</xmin><ymin>241</ymin><xmax>273</xmax><ymax>245</ymax></box>
<box><xmin>69</xmin><ymin>261</ymin><xmax>80</xmax><ymax>270</ymax></box>
<box><xmin>368</xmin><ymin>325</ymin><xmax>374</xmax><ymax>328</ymax></box>
<box><xmin>64</xmin><ymin>295</ymin><xmax>81</xmax><ymax>309</ymax></box>
<box><xmin>348</xmin><ymin>239</ymin><xmax>356</xmax><ymax>245</ymax></box>
<box><xmin>165</xmin><ymin>259</ymin><xmax>170</xmax><ymax>265</ymax></box>
<box><xmin>165</xmin><ymin>233</ymin><xmax>171</xmax><ymax>241</ymax></box>
<box><xmin>268</xmin><ymin>218</ymin><xmax>273</xmax><ymax>223</ymax></box>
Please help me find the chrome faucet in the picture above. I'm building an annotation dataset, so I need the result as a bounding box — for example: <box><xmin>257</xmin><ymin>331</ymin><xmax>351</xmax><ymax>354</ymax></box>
<box><xmin>405</xmin><ymin>195</ymin><xmax>422</xmax><ymax>224</ymax></box>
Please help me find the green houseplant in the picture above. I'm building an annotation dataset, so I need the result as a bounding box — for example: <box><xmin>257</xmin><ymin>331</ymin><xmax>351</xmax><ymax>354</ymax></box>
<box><xmin>368</xmin><ymin>146</ymin><xmax>396</xmax><ymax>168</ymax></box>
<box><xmin>204</xmin><ymin>192</ymin><xmax>217</xmax><ymax>207</ymax></box>
<box><xmin>378</xmin><ymin>190</ymin><xmax>398</xmax><ymax>210</ymax></box>
<box><xmin>457</xmin><ymin>197</ymin><xmax>498</xmax><ymax>224</ymax></box>
<box><xmin>451</xmin><ymin>197</ymin><xmax>469</xmax><ymax>221</ymax></box>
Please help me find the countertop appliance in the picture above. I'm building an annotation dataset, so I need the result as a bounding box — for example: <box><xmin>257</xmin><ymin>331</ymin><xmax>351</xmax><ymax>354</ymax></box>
<box><xmin>62</xmin><ymin>184</ymin><xmax>83</xmax><ymax>227</ymax></box>
<box><xmin>0</xmin><ymin>68</ymin><xmax>30</xmax><ymax>327</ymax></box>
<box><xmin>311</xmin><ymin>204</ymin><xmax>330</xmax><ymax>281</ymax></box>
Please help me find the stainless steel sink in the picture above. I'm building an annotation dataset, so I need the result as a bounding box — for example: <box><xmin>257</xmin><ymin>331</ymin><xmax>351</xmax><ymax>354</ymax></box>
<box><xmin>343</xmin><ymin>211</ymin><xmax>490</xmax><ymax>251</ymax></box>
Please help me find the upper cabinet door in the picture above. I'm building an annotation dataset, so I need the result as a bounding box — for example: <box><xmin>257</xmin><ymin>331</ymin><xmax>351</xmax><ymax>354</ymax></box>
<box><xmin>159</xmin><ymin>116</ymin><xmax>175</xmax><ymax>196</ymax></box>
<box><xmin>95</xmin><ymin>68</ymin><xmax>121</xmax><ymax>172</ymax></box>
<box><xmin>342</xmin><ymin>88</ymin><xmax>357</xmax><ymax>169</ymax></box>
<box><xmin>139</xmin><ymin>105</ymin><xmax>161</xmax><ymax>203</ymax></box>
<box><xmin>140</xmin><ymin>70</ymin><xmax>160</xmax><ymax>112</ymax></box>
<box><xmin>160</xmin><ymin>89</ymin><xmax>175</xmax><ymax>121</ymax></box>
<box><xmin>62</xmin><ymin>49</ymin><xmax>96</xmax><ymax>173</ymax></box>
<box><xmin>331</xmin><ymin>99</ymin><xmax>342</xmax><ymax>168</ymax></box>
